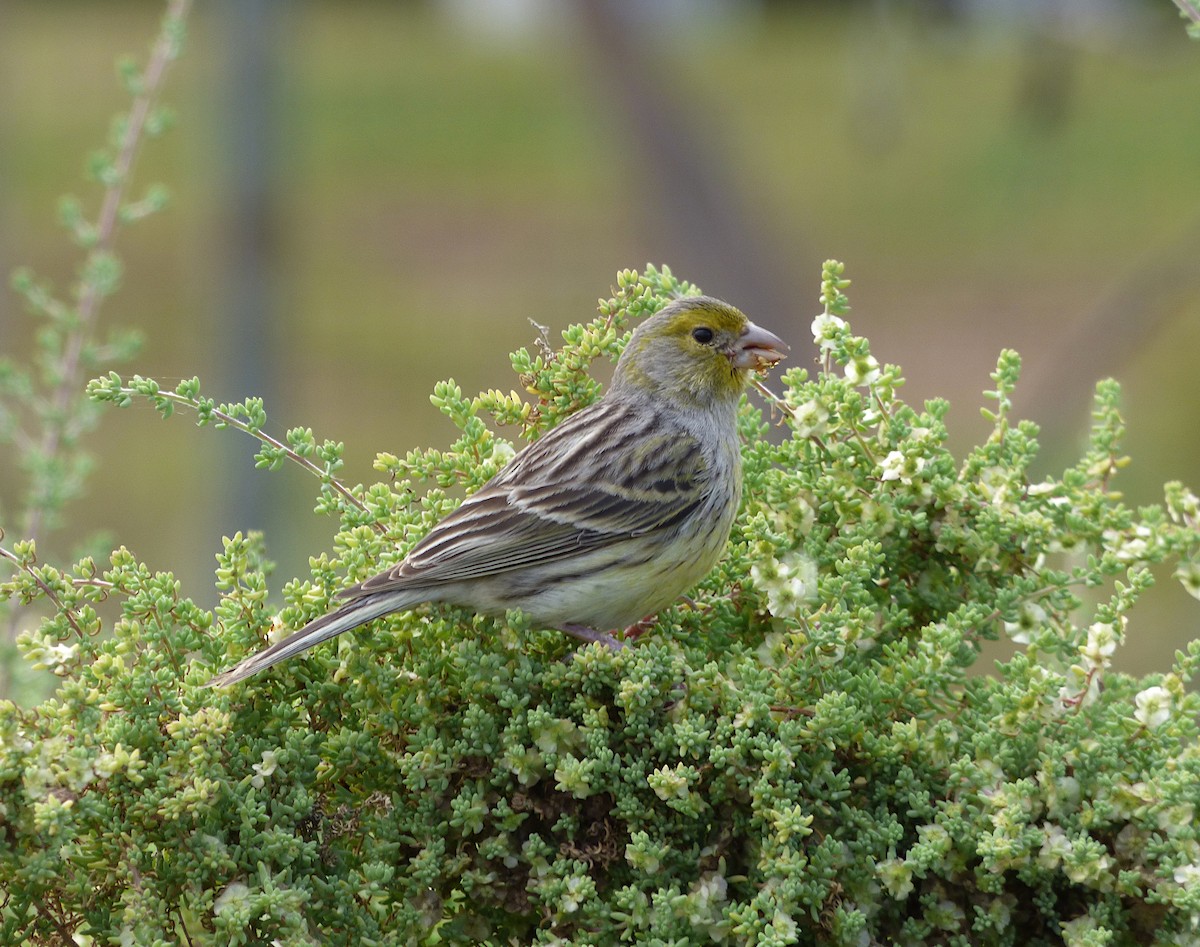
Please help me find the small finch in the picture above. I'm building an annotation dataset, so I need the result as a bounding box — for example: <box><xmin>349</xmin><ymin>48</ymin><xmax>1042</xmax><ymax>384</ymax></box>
<box><xmin>208</xmin><ymin>296</ymin><xmax>786</xmax><ymax>687</ymax></box>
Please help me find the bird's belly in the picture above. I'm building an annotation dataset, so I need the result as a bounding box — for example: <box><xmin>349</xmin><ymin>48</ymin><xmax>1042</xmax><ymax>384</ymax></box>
<box><xmin>489</xmin><ymin>505</ymin><xmax>734</xmax><ymax>631</ymax></box>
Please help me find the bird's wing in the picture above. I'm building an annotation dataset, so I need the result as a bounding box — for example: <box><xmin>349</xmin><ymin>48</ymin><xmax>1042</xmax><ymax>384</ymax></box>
<box><xmin>348</xmin><ymin>402</ymin><xmax>709</xmax><ymax>595</ymax></box>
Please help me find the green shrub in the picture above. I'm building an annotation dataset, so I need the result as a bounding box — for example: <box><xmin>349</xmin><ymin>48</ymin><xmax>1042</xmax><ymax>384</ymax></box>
<box><xmin>3</xmin><ymin>261</ymin><xmax>1200</xmax><ymax>946</ymax></box>
<box><xmin>4</xmin><ymin>5</ymin><xmax>1200</xmax><ymax>945</ymax></box>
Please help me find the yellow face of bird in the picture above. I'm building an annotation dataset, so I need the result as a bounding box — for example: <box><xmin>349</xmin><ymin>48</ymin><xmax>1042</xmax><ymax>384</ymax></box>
<box><xmin>614</xmin><ymin>296</ymin><xmax>787</xmax><ymax>406</ymax></box>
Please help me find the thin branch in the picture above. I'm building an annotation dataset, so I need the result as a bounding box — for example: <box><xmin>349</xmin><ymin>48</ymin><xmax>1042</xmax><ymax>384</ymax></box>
<box><xmin>105</xmin><ymin>386</ymin><xmax>372</xmax><ymax>519</ymax></box>
<box><xmin>1174</xmin><ymin>0</ymin><xmax>1200</xmax><ymax>26</ymax></box>
<box><xmin>24</xmin><ymin>0</ymin><xmax>193</xmax><ymax>547</ymax></box>
<box><xmin>751</xmin><ymin>377</ymin><xmax>795</xmax><ymax>422</ymax></box>
<box><xmin>0</xmin><ymin>533</ymin><xmax>86</xmax><ymax>639</ymax></box>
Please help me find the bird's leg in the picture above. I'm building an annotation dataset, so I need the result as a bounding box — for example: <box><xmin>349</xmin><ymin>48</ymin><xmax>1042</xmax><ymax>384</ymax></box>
<box><xmin>620</xmin><ymin>616</ymin><xmax>657</xmax><ymax>642</ymax></box>
<box><xmin>623</xmin><ymin>597</ymin><xmax>697</xmax><ymax>642</ymax></box>
<box><xmin>559</xmin><ymin>624</ymin><xmax>624</xmax><ymax>650</ymax></box>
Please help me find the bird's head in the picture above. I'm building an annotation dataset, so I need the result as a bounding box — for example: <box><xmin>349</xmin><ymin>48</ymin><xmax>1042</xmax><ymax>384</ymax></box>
<box><xmin>612</xmin><ymin>296</ymin><xmax>787</xmax><ymax>407</ymax></box>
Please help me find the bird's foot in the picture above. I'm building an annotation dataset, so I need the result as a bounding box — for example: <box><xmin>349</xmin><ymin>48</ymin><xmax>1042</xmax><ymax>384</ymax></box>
<box><xmin>620</xmin><ymin>616</ymin><xmax>659</xmax><ymax>642</ymax></box>
<box><xmin>560</xmin><ymin>624</ymin><xmax>624</xmax><ymax>650</ymax></box>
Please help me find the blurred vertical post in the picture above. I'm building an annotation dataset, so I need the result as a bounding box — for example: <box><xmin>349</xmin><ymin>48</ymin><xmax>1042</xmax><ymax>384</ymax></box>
<box><xmin>573</xmin><ymin>0</ymin><xmax>800</xmax><ymax>328</ymax></box>
<box><xmin>216</xmin><ymin>0</ymin><xmax>283</xmax><ymax>546</ymax></box>
<box><xmin>0</xmin><ymin>1</ymin><xmax>11</xmax><ymax>347</ymax></box>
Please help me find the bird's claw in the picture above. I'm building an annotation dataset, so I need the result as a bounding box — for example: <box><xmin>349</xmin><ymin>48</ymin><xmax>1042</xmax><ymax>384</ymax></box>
<box><xmin>560</xmin><ymin>624</ymin><xmax>625</xmax><ymax>650</ymax></box>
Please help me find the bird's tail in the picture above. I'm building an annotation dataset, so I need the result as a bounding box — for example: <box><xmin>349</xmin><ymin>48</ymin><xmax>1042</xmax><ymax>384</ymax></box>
<box><xmin>205</xmin><ymin>594</ymin><xmax>406</xmax><ymax>688</ymax></box>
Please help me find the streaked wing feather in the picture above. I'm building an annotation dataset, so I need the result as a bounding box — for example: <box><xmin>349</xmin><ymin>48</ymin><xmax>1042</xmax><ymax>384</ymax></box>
<box><xmin>349</xmin><ymin>402</ymin><xmax>708</xmax><ymax>597</ymax></box>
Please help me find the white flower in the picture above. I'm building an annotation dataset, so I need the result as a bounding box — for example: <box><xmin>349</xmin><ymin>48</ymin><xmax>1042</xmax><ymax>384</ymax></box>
<box><xmin>491</xmin><ymin>439</ymin><xmax>517</xmax><ymax>466</ymax></box>
<box><xmin>47</xmin><ymin>642</ymin><xmax>78</xmax><ymax>667</ymax></box>
<box><xmin>766</xmin><ymin>909</ymin><xmax>798</xmax><ymax>942</ymax></box>
<box><xmin>1082</xmin><ymin>620</ymin><xmax>1120</xmax><ymax>671</ymax></box>
<box><xmin>250</xmin><ymin>749</ymin><xmax>279</xmax><ymax>789</ymax></box>
<box><xmin>975</xmin><ymin>758</ymin><xmax>1006</xmax><ymax>792</ymax></box>
<box><xmin>877</xmin><ymin>858</ymin><xmax>914</xmax><ymax>899</ymax></box>
<box><xmin>977</xmin><ymin>466</ymin><xmax>1013</xmax><ymax>506</ymax></box>
<box><xmin>560</xmin><ymin>874</ymin><xmax>589</xmax><ymax>913</ymax></box>
<box><xmin>1167</xmin><ymin>486</ymin><xmax>1200</xmax><ymax>525</ymax></box>
<box><xmin>1027</xmin><ymin>480</ymin><xmax>1071</xmax><ymax>506</ymax></box>
<box><xmin>839</xmin><ymin>620</ymin><xmax>876</xmax><ymax>653</ymax></box>
<box><xmin>751</xmin><ymin>551</ymin><xmax>818</xmax><ymax>620</ymax></box>
<box><xmin>1003</xmin><ymin>602</ymin><xmax>1046</xmax><ymax>646</ymax></box>
<box><xmin>789</xmin><ymin>399</ymin><xmax>829</xmax><ymax>438</ymax></box>
<box><xmin>51</xmin><ymin>642</ymin><xmax>77</xmax><ymax>662</ymax></box>
<box><xmin>213</xmin><ymin>882</ymin><xmax>250</xmax><ymax>917</ymax></box>
<box><xmin>1061</xmin><ymin>915</ymin><xmax>1099</xmax><ymax>946</ymax></box>
<box><xmin>649</xmin><ymin>764</ymin><xmax>691</xmax><ymax>802</ymax></box>
<box><xmin>764</xmin><ymin>495</ymin><xmax>815</xmax><ymax>539</ymax></box>
<box><xmin>1176</xmin><ymin>560</ymin><xmax>1200</xmax><ymax>602</ymax></box>
<box><xmin>1108</xmin><ymin>780</ymin><xmax>1151</xmax><ymax>820</ymax></box>
<box><xmin>810</xmin><ymin>312</ymin><xmax>846</xmax><ymax>351</ymax></box>
<box><xmin>844</xmin><ymin>354</ymin><xmax>880</xmax><ymax>387</ymax></box>
<box><xmin>94</xmin><ymin>744</ymin><xmax>135</xmax><ymax>781</ymax></box>
<box><xmin>1134</xmin><ymin>686</ymin><xmax>1172</xmax><ymax>729</ymax></box>
<box><xmin>265</xmin><ymin>614</ymin><xmax>290</xmax><ymax>645</ymax></box>
<box><xmin>1174</xmin><ymin>863</ymin><xmax>1200</xmax><ymax>888</ymax></box>
<box><xmin>689</xmin><ymin>872</ymin><xmax>728</xmax><ymax>913</ymax></box>
<box><xmin>879</xmin><ymin>450</ymin><xmax>925</xmax><ymax>485</ymax></box>
<box><xmin>1104</xmin><ymin>525</ymin><xmax>1153</xmax><ymax>563</ymax></box>
<box><xmin>27</xmin><ymin>635</ymin><xmax>79</xmax><ymax>676</ymax></box>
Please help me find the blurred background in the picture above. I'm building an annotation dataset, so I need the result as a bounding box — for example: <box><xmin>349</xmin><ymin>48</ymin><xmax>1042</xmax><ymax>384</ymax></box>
<box><xmin>2</xmin><ymin>0</ymin><xmax>1199</xmax><ymax>686</ymax></box>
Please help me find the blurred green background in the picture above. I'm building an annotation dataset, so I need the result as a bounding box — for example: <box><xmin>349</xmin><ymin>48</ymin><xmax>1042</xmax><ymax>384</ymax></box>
<box><xmin>2</xmin><ymin>0</ymin><xmax>1199</xmax><ymax>685</ymax></box>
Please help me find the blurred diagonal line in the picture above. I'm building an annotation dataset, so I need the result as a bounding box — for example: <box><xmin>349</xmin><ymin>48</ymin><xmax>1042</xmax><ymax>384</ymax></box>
<box><xmin>1019</xmin><ymin>214</ymin><xmax>1200</xmax><ymax>444</ymax></box>
<box><xmin>574</xmin><ymin>0</ymin><xmax>806</xmax><ymax>337</ymax></box>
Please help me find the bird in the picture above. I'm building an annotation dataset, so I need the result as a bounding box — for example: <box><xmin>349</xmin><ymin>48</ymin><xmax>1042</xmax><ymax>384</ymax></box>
<box><xmin>207</xmin><ymin>296</ymin><xmax>786</xmax><ymax>687</ymax></box>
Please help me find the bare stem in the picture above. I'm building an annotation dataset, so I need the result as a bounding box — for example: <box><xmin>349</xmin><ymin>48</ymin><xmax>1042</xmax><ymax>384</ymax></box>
<box><xmin>108</xmin><ymin>386</ymin><xmax>372</xmax><ymax>519</ymax></box>
<box><xmin>24</xmin><ymin>0</ymin><xmax>193</xmax><ymax>547</ymax></box>
<box><xmin>751</xmin><ymin>377</ymin><xmax>795</xmax><ymax>422</ymax></box>
<box><xmin>1174</xmin><ymin>0</ymin><xmax>1200</xmax><ymax>26</ymax></box>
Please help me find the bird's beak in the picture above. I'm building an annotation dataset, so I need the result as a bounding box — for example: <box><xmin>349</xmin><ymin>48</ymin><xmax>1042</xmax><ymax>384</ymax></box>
<box><xmin>730</xmin><ymin>321</ymin><xmax>788</xmax><ymax>371</ymax></box>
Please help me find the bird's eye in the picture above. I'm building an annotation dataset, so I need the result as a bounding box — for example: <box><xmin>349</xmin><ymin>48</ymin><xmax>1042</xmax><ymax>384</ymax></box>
<box><xmin>691</xmin><ymin>326</ymin><xmax>715</xmax><ymax>345</ymax></box>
